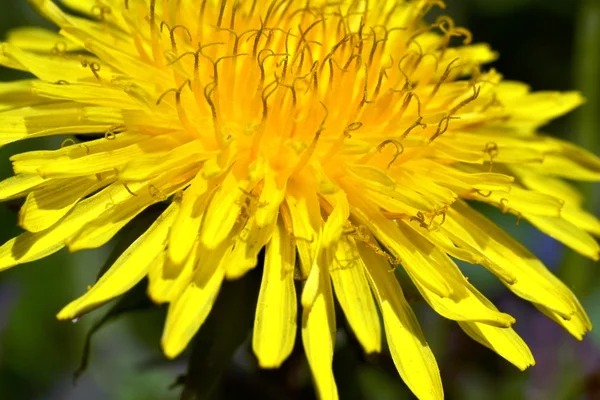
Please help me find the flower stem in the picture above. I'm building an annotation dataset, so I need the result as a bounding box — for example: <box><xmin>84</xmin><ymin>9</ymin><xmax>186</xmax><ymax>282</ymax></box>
<box><xmin>560</xmin><ymin>0</ymin><xmax>600</xmax><ymax>299</ymax></box>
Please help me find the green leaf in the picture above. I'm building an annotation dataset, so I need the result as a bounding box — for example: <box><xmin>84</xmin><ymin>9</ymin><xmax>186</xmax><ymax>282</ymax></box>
<box><xmin>73</xmin><ymin>280</ymin><xmax>154</xmax><ymax>381</ymax></box>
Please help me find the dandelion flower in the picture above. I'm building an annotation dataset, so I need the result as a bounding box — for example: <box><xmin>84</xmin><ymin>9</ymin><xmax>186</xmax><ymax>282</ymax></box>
<box><xmin>1</xmin><ymin>0</ymin><xmax>599</xmax><ymax>398</ymax></box>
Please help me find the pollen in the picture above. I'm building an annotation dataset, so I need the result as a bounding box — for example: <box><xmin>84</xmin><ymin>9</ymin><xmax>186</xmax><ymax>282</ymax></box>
<box><xmin>1</xmin><ymin>1</ymin><xmax>599</xmax><ymax>400</ymax></box>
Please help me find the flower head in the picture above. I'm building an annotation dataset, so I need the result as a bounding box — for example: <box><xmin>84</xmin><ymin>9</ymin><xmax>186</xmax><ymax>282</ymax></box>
<box><xmin>1</xmin><ymin>0</ymin><xmax>599</xmax><ymax>398</ymax></box>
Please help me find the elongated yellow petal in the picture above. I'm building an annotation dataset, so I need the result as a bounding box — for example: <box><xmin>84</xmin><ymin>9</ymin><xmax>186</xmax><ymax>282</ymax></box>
<box><xmin>526</xmin><ymin>215</ymin><xmax>600</xmax><ymax>260</ymax></box>
<box><xmin>0</xmin><ymin>80</ymin><xmax>43</xmax><ymax>112</ymax></box>
<box><xmin>38</xmin><ymin>135</ymin><xmax>181</xmax><ymax>178</ymax></box>
<box><xmin>301</xmin><ymin>233</ymin><xmax>324</xmax><ymax>309</ymax></box>
<box><xmin>0</xmin><ymin>173</ymin><xmax>45</xmax><ymax>201</ymax></box>
<box><xmin>468</xmin><ymin>186</ymin><xmax>563</xmax><ymax>218</ymax></box>
<box><xmin>252</xmin><ymin>221</ymin><xmax>297</xmax><ymax>368</ymax></box>
<box><xmin>398</xmin><ymin>221</ymin><xmax>515</xmax><ymax>327</ymax></box>
<box><xmin>167</xmin><ymin>172</ymin><xmax>211</xmax><ymax>273</ymax></box>
<box><xmin>6</xmin><ymin>27</ymin><xmax>81</xmax><ymax>53</ymax></box>
<box><xmin>285</xmin><ymin>173</ymin><xmax>321</xmax><ymax>278</ymax></box>
<box><xmin>458</xmin><ymin>286</ymin><xmax>534</xmax><ymax>371</ymax></box>
<box><xmin>119</xmin><ymin>141</ymin><xmax>215</xmax><ymax>181</ymax></box>
<box><xmin>359</xmin><ymin>242</ymin><xmax>443</xmax><ymax>400</ymax></box>
<box><xmin>330</xmin><ymin>237</ymin><xmax>381</xmax><ymax>354</ymax></box>
<box><xmin>459</xmin><ymin>322</ymin><xmax>534</xmax><ymax>371</ymax></box>
<box><xmin>32</xmin><ymin>81</ymin><xmax>143</xmax><ymax>110</ymax></box>
<box><xmin>162</xmin><ymin>242</ymin><xmax>200</xmax><ymax>304</ymax></box>
<box><xmin>445</xmin><ymin>201</ymin><xmax>584</xmax><ymax>323</ymax></box>
<box><xmin>503</xmin><ymin>91</ymin><xmax>584</xmax><ymax>130</ymax></box>
<box><xmin>560</xmin><ymin>205</ymin><xmax>600</xmax><ymax>236</ymax></box>
<box><xmin>26</xmin><ymin>0</ymin><xmax>71</xmax><ymax>27</ymax></box>
<box><xmin>255</xmin><ymin>168</ymin><xmax>287</xmax><ymax>227</ymax></box>
<box><xmin>61</xmin><ymin>26</ymin><xmax>172</xmax><ymax>84</ymax></box>
<box><xmin>322</xmin><ymin>191</ymin><xmax>350</xmax><ymax>248</ymax></box>
<box><xmin>535</xmin><ymin>302</ymin><xmax>591</xmax><ymax>341</ymax></box>
<box><xmin>527</xmin><ymin>148</ymin><xmax>600</xmax><ymax>181</ymax></box>
<box><xmin>10</xmin><ymin>133</ymin><xmax>144</xmax><ymax>174</ymax></box>
<box><xmin>226</xmin><ymin>215</ymin><xmax>276</xmax><ymax>280</ymax></box>
<box><xmin>57</xmin><ymin>202</ymin><xmax>178</xmax><ymax>320</ymax></box>
<box><xmin>147</xmin><ymin>251</ymin><xmax>173</xmax><ymax>304</ymax></box>
<box><xmin>0</xmin><ymin>181</ymin><xmax>140</xmax><ymax>271</ymax></box>
<box><xmin>67</xmin><ymin>166</ymin><xmax>196</xmax><ymax>251</ymax></box>
<box><xmin>0</xmin><ymin>105</ymin><xmax>121</xmax><ymax>147</ymax></box>
<box><xmin>19</xmin><ymin>176</ymin><xmax>110</xmax><ymax>233</ymax></box>
<box><xmin>349</xmin><ymin>197</ymin><xmax>453</xmax><ymax>298</ymax></box>
<box><xmin>302</xmin><ymin>247</ymin><xmax>338</xmax><ymax>400</ymax></box>
<box><xmin>161</xmin><ymin>241</ymin><xmax>230</xmax><ymax>358</ymax></box>
<box><xmin>513</xmin><ymin>167</ymin><xmax>583</xmax><ymax>206</ymax></box>
<box><xmin>0</xmin><ymin>42</ymin><xmax>116</xmax><ymax>83</ymax></box>
<box><xmin>407</xmin><ymin>160</ymin><xmax>514</xmax><ymax>195</ymax></box>
<box><xmin>200</xmin><ymin>173</ymin><xmax>244</xmax><ymax>249</ymax></box>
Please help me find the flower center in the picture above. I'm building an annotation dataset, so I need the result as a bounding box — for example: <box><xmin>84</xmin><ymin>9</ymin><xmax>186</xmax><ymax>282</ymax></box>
<box><xmin>138</xmin><ymin>0</ymin><xmax>480</xmax><ymax>177</ymax></box>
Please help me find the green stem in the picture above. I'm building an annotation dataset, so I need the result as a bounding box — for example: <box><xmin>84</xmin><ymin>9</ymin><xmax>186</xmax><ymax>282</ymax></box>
<box><xmin>559</xmin><ymin>0</ymin><xmax>600</xmax><ymax>297</ymax></box>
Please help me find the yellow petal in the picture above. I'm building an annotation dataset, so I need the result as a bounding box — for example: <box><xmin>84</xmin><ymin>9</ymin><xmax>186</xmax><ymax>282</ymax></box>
<box><xmin>161</xmin><ymin>241</ymin><xmax>200</xmax><ymax>304</ymax></box>
<box><xmin>0</xmin><ymin>42</ymin><xmax>116</xmax><ymax>83</ymax></box>
<box><xmin>301</xmin><ymin>247</ymin><xmax>338</xmax><ymax>400</ymax></box>
<box><xmin>0</xmin><ymin>104</ymin><xmax>121</xmax><ymax>147</ymax></box>
<box><xmin>527</xmin><ymin>140</ymin><xmax>600</xmax><ymax>181</ymax></box>
<box><xmin>321</xmin><ymin>191</ymin><xmax>350</xmax><ymax>248</ymax></box>
<box><xmin>255</xmin><ymin>168</ymin><xmax>287</xmax><ymax>227</ymax></box>
<box><xmin>0</xmin><ymin>80</ymin><xmax>43</xmax><ymax>112</ymax></box>
<box><xmin>504</xmin><ymin>91</ymin><xmax>585</xmax><ymax>130</ymax></box>
<box><xmin>147</xmin><ymin>251</ymin><xmax>174</xmax><ymax>304</ymax></box>
<box><xmin>0</xmin><ymin>181</ymin><xmax>140</xmax><ymax>271</ymax></box>
<box><xmin>252</xmin><ymin>220</ymin><xmax>297</xmax><ymax>368</ymax></box>
<box><xmin>57</xmin><ymin>202</ymin><xmax>178</xmax><ymax>320</ymax></box>
<box><xmin>0</xmin><ymin>174</ymin><xmax>45</xmax><ymax>201</ymax></box>
<box><xmin>359</xmin><ymin>242</ymin><xmax>443</xmax><ymax>400</ymax></box>
<box><xmin>10</xmin><ymin>133</ymin><xmax>144</xmax><ymax>174</ymax></box>
<box><xmin>512</xmin><ymin>167</ymin><xmax>583</xmax><ymax>206</ymax></box>
<box><xmin>19</xmin><ymin>176</ymin><xmax>110</xmax><ymax>233</ymax></box>
<box><xmin>225</xmin><ymin>215</ymin><xmax>276</xmax><ymax>280</ymax></box>
<box><xmin>67</xmin><ymin>166</ymin><xmax>196</xmax><ymax>251</ymax></box>
<box><xmin>526</xmin><ymin>215</ymin><xmax>600</xmax><ymax>260</ymax></box>
<box><xmin>400</xmin><ymin>222</ymin><xmax>515</xmax><ymax>327</ymax></box>
<box><xmin>350</xmin><ymin>199</ymin><xmax>452</xmax><ymax>298</ymax></box>
<box><xmin>301</xmin><ymin>233</ymin><xmax>324</xmax><ymax>309</ymax></box>
<box><xmin>561</xmin><ymin>205</ymin><xmax>600</xmax><ymax>236</ymax></box>
<box><xmin>6</xmin><ymin>27</ymin><xmax>81</xmax><ymax>53</ymax></box>
<box><xmin>200</xmin><ymin>173</ymin><xmax>244</xmax><ymax>249</ymax></box>
<box><xmin>408</xmin><ymin>160</ymin><xmax>514</xmax><ymax>195</ymax></box>
<box><xmin>459</xmin><ymin>322</ymin><xmax>534</xmax><ymax>371</ymax></box>
<box><xmin>330</xmin><ymin>237</ymin><xmax>381</xmax><ymax>354</ymax></box>
<box><xmin>118</xmin><ymin>141</ymin><xmax>215</xmax><ymax>181</ymax></box>
<box><xmin>285</xmin><ymin>173</ymin><xmax>321</xmax><ymax>278</ymax></box>
<box><xmin>37</xmin><ymin>135</ymin><xmax>181</xmax><ymax>178</ymax></box>
<box><xmin>167</xmin><ymin>172</ymin><xmax>212</xmax><ymax>274</ymax></box>
<box><xmin>26</xmin><ymin>0</ymin><xmax>71</xmax><ymax>27</ymax></box>
<box><xmin>445</xmin><ymin>201</ymin><xmax>579</xmax><ymax>320</ymax></box>
<box><xmin>535</xmin><ymin>303</ymin><xmax>591</xmax><ymax>341</ymax></box>
<box><xmin>32</xmin><ymin>81</ymin><xmax>143</xmax><ymax>110</ymax></box>
<box><xmin>161</xmin><ymin>244</ymin><xmax>228</xmax><ymax>358</ymax></box>
<box><xmin>458</xmin><ymin>287</ymin><xmax>534</xmax><ymax>371</ymax></box>
<box><xmin>61</xmin><ymin>25</ymin><xmax>171</xmax><ymax>84</ymax></box>
<box><xmin>468</xmin><ymin>186</ymin><xmax>563</xmax><ymax>218</ymax></box>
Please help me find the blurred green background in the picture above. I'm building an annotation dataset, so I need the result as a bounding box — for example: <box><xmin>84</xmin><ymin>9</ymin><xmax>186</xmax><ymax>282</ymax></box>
<box><xmin>0</xmin><ymin>0</ymin><xmax>599</xmax><ymax>399</ymax></box>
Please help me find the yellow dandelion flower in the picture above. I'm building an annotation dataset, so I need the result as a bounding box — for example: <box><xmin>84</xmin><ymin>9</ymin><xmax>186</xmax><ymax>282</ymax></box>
<box><xmin>1</xmin><ymin>0</ymin><xmax>599</xmax><ymax>398</ymax></box>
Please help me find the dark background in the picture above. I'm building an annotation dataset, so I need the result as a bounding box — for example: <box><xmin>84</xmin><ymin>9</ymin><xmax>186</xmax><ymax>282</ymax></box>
<box><xmin>1</xmin><ymin>0</ymin><xmax>599</xmax><ymax>399</ymax></box>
